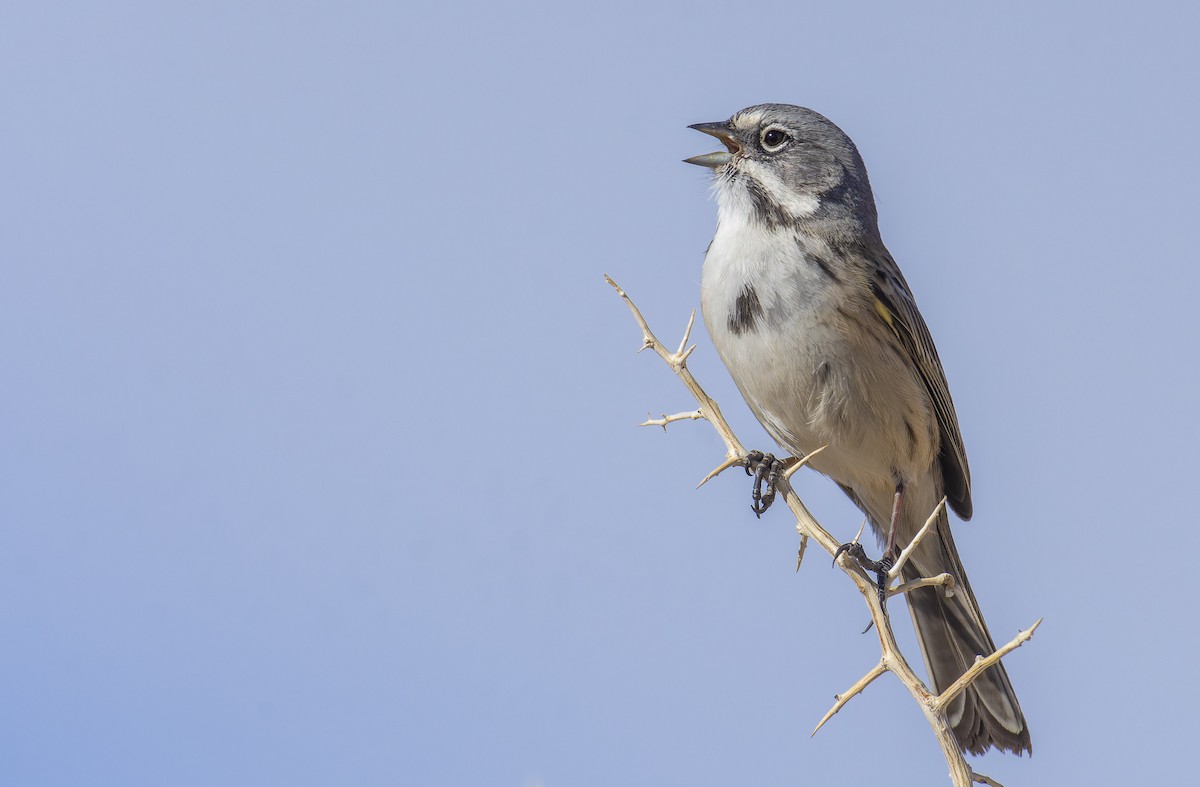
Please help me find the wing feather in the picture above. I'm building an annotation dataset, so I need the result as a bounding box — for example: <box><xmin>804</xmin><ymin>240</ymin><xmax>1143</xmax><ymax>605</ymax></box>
<box><xmin>869</xmin><ymin>254</ymin><xmax>972</xmax><ymax>520</ymax></box>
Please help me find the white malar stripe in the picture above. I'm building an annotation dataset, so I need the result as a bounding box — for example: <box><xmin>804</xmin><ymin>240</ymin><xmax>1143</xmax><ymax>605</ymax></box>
<box><xmin>738</xmin><ymin>158</ymin><xmax>820</xmax><ymax>219</ymax></box>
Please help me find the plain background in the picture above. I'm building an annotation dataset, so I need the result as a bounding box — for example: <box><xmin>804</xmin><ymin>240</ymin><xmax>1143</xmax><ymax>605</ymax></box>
<box><xmin>3</xmin><ymin>2</ymin><xmax>1196</xmax><ymax>785</ymax></box>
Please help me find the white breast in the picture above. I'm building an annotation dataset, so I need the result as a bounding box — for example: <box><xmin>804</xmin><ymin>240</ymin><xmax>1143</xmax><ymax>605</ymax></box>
<box><xmin>700</xmin><ymin>188</ymin><xmax>842</xmax><ymax>444</ymax></box>
<box><xmin>698</xmin><ymin>182</ymin><xmax>935</xmax><ymax>491</ymax></box>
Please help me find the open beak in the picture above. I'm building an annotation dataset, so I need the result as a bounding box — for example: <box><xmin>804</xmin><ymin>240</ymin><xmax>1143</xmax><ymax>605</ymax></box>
<box><xmin>684</xmin><ymin>121</ymin><xmax>738</xmax><ymax>168</ymax></box>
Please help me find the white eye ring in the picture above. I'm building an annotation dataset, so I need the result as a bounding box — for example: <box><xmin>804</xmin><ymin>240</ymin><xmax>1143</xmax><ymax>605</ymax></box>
<box><xmin>760</xmin><ymin>126</ymin><xmax>790</xmax><ymax>152</ymax></box>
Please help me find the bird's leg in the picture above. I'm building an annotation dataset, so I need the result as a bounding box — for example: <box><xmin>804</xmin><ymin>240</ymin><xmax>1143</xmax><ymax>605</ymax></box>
<box><xmin>882</xmin><ymin>481</ymin><xmax>905</xmax><ymax>565</ymax></box>
<box><xmin>743</xmin><ymin>450</ymin><xmax>784</xmax><ymax>517</ymax></box>
<box><xmin>834</xmin><ymin>481</ymin><xmax>904</xmax><ymax>606</ymax></box>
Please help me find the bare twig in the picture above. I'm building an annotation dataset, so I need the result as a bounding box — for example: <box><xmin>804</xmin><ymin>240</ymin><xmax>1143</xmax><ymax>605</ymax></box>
<box><xmin>811</xmin><ymin>660</ymin><xmax>887</xmax><ymax>736</ymax></box>
<box><xmin>676</xmin><ymin>309</ymin><xmax>697</xmax><ymax>358</ymax></box>
<box><xmin>696</xmin><ymin>455</ymin><xmax>744</xmax><ymax>489</ymax></box>
<box><xmin>934</xmin><ymin>619</ymin><xmax>1044</xmax><ymax>712</ymax></box>
<box><xmin>606</xmin><ymin>275</ymin><xmax>744</xmax><ymax>462</ymax></box>
<box><xmin>608</xmin><ymin>276</ymin><xmax>1040</xmax><ymax>787</ymax></box>
<box><xmin>642</xmin><ymin>410</ymin><xmax>705</xmax><ymax>429</ymax></box>
<box><xmin>783</xmin><ymin>445</ymin><xmax>827</xmax><ymax>479</ymax></box>
<box><xmin>889</xmin><ymin>572</ymin><xmax>956</xmax><ymax>599</ymax></box>
<box><xmin>888</xmin><ymin>497</ymin><xmax>948</xmax><ymax>580</ymax></box>
<box><xmin>851</xmin><ymin>518</ymin><xmax>868</xmax><ymax>545</ymax></box>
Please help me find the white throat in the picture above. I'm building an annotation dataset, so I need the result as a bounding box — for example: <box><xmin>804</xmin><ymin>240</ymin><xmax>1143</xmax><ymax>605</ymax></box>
<box><xmin>715</xmin><ymin>158</ymin><xmax>820</xmax><ymax>222</ymax></box>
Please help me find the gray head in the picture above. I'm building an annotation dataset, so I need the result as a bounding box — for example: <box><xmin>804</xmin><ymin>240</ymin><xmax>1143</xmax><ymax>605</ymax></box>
<box><xmin>686</xmin><ymin>104</ymin><xmax>879</xmax><ymax>241</ymax></box>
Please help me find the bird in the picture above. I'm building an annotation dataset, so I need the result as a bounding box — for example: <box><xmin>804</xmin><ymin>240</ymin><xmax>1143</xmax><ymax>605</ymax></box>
<box><xmin>684</xmin><ymin>103</ymin><xmax>1030</xmax><ymax>756</ymax></box>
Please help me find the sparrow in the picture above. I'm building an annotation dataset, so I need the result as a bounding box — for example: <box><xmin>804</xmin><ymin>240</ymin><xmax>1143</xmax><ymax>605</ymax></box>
<box><xmin>685</xmin><ymin>104</ymin><xmax>1030</xmax><ymax>755</ymax></box>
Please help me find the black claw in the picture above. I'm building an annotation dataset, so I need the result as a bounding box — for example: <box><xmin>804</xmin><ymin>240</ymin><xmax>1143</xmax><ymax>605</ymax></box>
<box><xmin>833</xmin><ymin>543</ymin><xmax>896</xmax><ymax>608</ymax></box>
<box><xmin>743</xmin><ymin>451</ymin><xmax>782</xmax><ymax>517</ymax></box>
<box><xmin>832</xmin><ymin>541</ymin><xmax>863</xmax><ymax>567</ymax></box>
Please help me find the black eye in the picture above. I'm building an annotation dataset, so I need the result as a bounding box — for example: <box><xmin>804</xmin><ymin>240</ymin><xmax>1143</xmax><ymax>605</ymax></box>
<box><xmin>761</xmin><ymin>128</ymin><xmax>789</xmax><ymax>150</ymax></box>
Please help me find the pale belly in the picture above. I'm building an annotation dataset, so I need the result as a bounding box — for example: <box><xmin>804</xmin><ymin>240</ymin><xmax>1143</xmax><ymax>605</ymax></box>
<box><xmin>700</xmin><ymin>228</ymin><xmax>938</xmax><ymax>493</ymax></box>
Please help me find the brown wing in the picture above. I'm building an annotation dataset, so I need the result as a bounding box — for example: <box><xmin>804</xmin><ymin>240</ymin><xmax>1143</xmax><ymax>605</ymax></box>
<box><xmin>870</xmin><ymin>254</ymin><xmax>972</xmax><ymax>520</ymax></box>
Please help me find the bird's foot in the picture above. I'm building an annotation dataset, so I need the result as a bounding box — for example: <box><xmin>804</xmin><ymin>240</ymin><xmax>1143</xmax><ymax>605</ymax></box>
<box><xmin>833</xmin><ymin>542</ymin><xmax>895</xmax><ymax>607</ymax></box>
<box><xmin>743</xmin><ymin>450</ymin><xmax>784</xmax><ymax>517</ymax></box>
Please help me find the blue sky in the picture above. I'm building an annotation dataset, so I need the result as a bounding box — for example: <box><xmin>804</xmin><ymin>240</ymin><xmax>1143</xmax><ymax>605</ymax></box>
<box><xmin>3</xmin><ymin>2</ymin><xmax>1197</xmax><ymax>785</ymax></box>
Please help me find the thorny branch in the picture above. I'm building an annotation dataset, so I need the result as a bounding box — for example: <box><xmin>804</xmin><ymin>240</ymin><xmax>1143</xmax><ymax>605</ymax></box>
<box><xmin>607</xmin><ymin>275</ymin><xmax>1039</xmax><ymax>787</ymax></box>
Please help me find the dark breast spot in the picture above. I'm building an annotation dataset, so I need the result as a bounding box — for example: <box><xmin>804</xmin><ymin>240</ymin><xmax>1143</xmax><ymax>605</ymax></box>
<box><xmin>728</xmin><ymin>284</ymin><xmax>764</xmax><ymax>335</ymax></box>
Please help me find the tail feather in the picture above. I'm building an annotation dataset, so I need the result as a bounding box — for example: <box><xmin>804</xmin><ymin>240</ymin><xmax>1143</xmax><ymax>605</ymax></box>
<box><xmin>903</xmin><ymin>508</ymin><xmax>1031</xmax><ymax>755</ymax></box>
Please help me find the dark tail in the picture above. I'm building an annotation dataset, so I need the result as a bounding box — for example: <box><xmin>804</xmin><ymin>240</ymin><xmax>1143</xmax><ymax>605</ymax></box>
<box><xmin>902</xmin><ymin>508</ymin><xmax>1031</xmax><ymax>755</ymax></box>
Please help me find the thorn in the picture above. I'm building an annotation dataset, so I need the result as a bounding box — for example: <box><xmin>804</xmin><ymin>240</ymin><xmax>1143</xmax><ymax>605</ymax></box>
<box><xmin>811</xmin><ymin>662</ymin><xmax>887</xmax><ymax>737</ymax></box>
<box><xmin>795</xmin><ymin>535</ymin><xmax>808</xmax><ymax>572</ymax></box>
<box><xmin>677</xmin><ymin>309</ymin><xmax>696</xmax><ymax>356</ymax></box>
<box><xmin>697</xmin><ymin>455</ymin><xmax>742</xmax><ymax>488</ymax></box>
<box><xmin>783</xmin><ymin>445</ymin><xmax>827</xmax><ymax>480</ymax></box>
<box><xmin>888</xmin><ymin>497</ymin><xmax>947</xmax><ymax>580</ymax></box>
